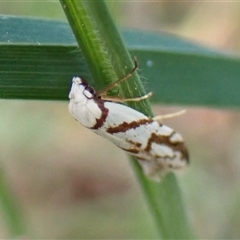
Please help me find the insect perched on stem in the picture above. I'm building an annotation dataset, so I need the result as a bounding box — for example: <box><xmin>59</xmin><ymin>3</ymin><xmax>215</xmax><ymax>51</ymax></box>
<box><xmin>68</xmin><ymin>59</ymin><xmax>189</xmax><ymax>180</ymax></box>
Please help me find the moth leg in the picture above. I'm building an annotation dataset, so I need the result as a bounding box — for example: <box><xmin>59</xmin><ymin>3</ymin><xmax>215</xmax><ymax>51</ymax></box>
<box><xmin>153</xmin><ymin>109</ymin><xmax>186</xmax><ymax>123</ymax></box>
<box><xmin>101</xmin><ymin>92</ymin><xmax>152</xmax><ymax>103</ymax></box>
<box><xmin>96</xmin><ymin>57</ymin><xmax>138</xmax><ymax>97</ymax></box>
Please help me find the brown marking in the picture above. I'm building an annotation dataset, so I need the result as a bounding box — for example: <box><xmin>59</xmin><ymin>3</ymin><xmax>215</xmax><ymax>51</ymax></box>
<box><xmin>145</xmin><ymin>132</ymin><xmax>189</xmax><ymax>163</ymax></box>
<box><xmin>120</xmin><ymin>139</ymin><xmax>143</xmax><ymax>154</ymax></box>
<box><xmin>127</xmin><ymin>139</ymin><xmax>142</xmax><ymax>148</ymax></box>
<box><xmin>120</xmin><ymin>147</ymin><xmax>139</xmax><ymax>154</ymax></box>
<box><xmin>77</xmin><ymin>80</ymin><xmax>109</xmax><ymax>130</ymax></box>
<box><xmin>91</xmin><ymin>100</ymin><xmax>109</xmax><ymax>129</ymax></box>
<box><xmin>79</xmin><ymin>80</ymin><xmax>109</xmax><ymax>129</ymax></box>
<box><xmin>107</xmin><ymin>118</ymin><xmax>153</xmax><ymax>134</ymax></box>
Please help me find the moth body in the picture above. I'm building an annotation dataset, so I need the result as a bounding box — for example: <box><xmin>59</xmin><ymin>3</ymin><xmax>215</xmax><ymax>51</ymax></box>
<box><xmin>68</xmin><ymin>76</ymin><xmax>189</xmax><ymax>180</ymax></box>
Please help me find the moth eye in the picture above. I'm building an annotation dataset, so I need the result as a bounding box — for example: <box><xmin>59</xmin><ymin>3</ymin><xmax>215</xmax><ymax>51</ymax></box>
<box><xmin>83</xmin><ymin>85</ymin><xmax>95</xmax><ymax>99</ymax></box>
<box><xmin>85</xmin><ymin>86</ymin><xmax>95</xmax><ymax>94</ymax></box>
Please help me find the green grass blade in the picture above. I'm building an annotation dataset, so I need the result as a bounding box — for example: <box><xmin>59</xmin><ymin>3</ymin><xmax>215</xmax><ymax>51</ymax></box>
<box><xmin>59</xmin><ymin>1</ymin><xmax>194</xmax><ymax>239</ymax></box>
<box><xmin>0</xmin><ymin>167</ymin><xmax>26</xmax><ymax>237</ymax></box>
<box><xmin>1</xmin><ymin>16</ymin><xmax>240</xmax><ymax>108</ymax></box>
<box><xmin>59</xmin><ymin>1</ymin><xmax>151</xmax><ymax>109</ymax></box>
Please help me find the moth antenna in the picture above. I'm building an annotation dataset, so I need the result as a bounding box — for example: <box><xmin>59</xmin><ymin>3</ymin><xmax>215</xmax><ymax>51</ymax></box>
<box><xmin>153</xmin><ymin>110</ymin><xmax>186</xmax><ymax>122</ymax></box>
<box><xmin>96</xmin><ymin>57</ymin><xmax>138</xmax><ymax>97</ymax></box>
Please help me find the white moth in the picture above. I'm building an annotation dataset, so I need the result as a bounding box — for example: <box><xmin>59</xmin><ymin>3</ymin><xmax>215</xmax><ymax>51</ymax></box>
<box><xmin>68</xmin><ymin>60</ymin><xmax>189</xmax><ymax>180</ymax></box>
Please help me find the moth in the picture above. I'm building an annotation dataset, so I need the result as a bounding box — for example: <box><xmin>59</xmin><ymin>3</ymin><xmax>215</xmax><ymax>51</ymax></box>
<box><xmin>68</xmin><ymin>59</ymin><xmax>189</xmax><ymax>180</ymax></box>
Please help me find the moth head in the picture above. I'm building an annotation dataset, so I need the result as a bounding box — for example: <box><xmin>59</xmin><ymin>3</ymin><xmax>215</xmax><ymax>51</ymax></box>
<box><xmin>69</xmin><ymin>77</ymin><xmax>96</xmax><ymax>101</ymax></box>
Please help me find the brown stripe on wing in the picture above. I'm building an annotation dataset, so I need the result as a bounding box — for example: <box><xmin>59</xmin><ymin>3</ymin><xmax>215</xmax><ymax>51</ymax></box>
<box><xmin>145</xmin><ymin>132</ymin><xmax>189</xmax><ymax>163</ymax></box>
<box><xmin>117</xmin><ymin>139</ymin><xmax>142</xmax><ymax>155</ymax></box>
<box><xmin>126</xmin><ymin>139</ymin><xmax>142</xmax><ymax>148</ymax></box>
<box><xmin>107</xmin><ymin>118</ymin><xmax>153</xmax><ymax>134</ymax></box>
<box><xmin>120</xmin><ymin>147</ymin><xmax>139</xmax><ymax>154</ymax></box>
<box><xmin>91</xmin><ymin>100</ymin><xmax>109</xmax><ymax>129</ymax></box>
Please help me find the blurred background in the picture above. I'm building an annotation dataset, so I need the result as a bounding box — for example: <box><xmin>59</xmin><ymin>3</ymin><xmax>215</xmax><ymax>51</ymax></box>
<box><xmin>1</xmin><ymin>1</ymin><xmax>240</xmax><ymax>239</ymax></box>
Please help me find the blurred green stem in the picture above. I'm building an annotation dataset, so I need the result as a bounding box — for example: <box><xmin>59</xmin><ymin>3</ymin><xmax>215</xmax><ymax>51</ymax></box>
<box><xmin>0</xmin><ymin>166</ymin><xmax>25</xmax><ymax>237</ymax></box>
<box><xmin>60</xmin><ymin>0</ymin><xmax>194</xmax><ymax>238</ymax></box>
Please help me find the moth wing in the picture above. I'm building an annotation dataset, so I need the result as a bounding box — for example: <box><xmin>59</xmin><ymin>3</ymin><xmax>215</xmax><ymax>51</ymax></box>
<box><xmin>93</xmin><ymin>101</ymin><xmax>149</xmax><ymax>149</ymax></box>
<box><xmin>93</xmin><ymin>102</ymin><xmax>188</xmax><ymax>179</ymax></box>
<box><xmin>102</xmin><ymin>101</ymin><xmax>149</xmax><ymax>126</ymax></box>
